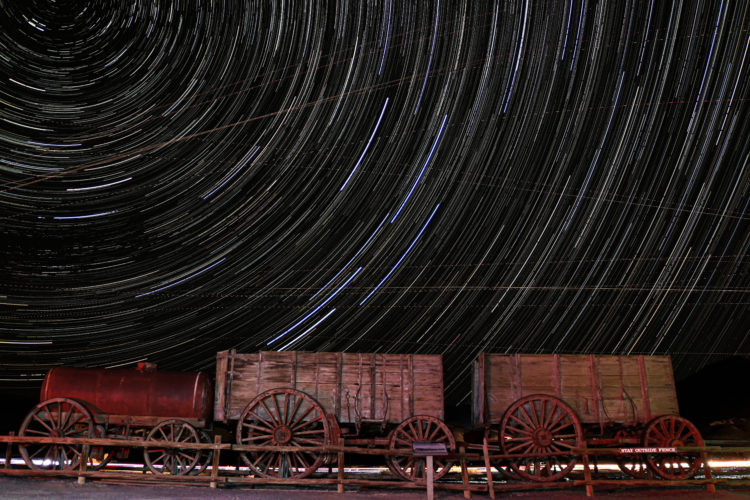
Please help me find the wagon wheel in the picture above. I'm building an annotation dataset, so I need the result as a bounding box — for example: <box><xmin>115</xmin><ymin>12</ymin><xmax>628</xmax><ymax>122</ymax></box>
<box><xmin>387</xmin><ymin>415</ymin><xmax>456</xmax><ymax>482</ymax></box>
<box><xmin>87</xmin><ymin>424</ymin><xmax>114</xmax><ymax>471</ymax></box>
<box><xmin>143</xmin><ymin>419</ymin><xmax>201</xmax><ymax>475</ymax></box>
<box><xmin>18</xmin><ymin>397</ymin><xmax>95</xmax><ymax>470</ymax></box>
<box><xmin>190</xmin><ymin>429</ymin><xmax>214</xmax><ymax>476</ymax></box>
<box><xmin>643</xmin><ymin>415</ymin><xmax>703</xmax><ymax>480</ymax></box>
<box><xmin>616</xmin><ymin>454</ymin><xmax>653</xmax><ymax>479</ymax></box>
<box><xmin>500</xmin><ymin>394</ymin><xmax>583</xmax><ymax>482</ymax></box>
<box><xmin>236</xmin><ymin>388</ymin><xmax>329</xmax><ymax>479</ymax></box>
<box><xmin>483</xmin><ymin>426</ymin><xmax>520</xmax><ymax>480</ymax></box>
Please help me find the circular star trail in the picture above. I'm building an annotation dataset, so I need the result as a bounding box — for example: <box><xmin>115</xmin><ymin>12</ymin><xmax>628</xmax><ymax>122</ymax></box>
<box><xmin>1</xmin><ymin>1</ymin><xmax>749</xmax><ymax>401</ymax></box>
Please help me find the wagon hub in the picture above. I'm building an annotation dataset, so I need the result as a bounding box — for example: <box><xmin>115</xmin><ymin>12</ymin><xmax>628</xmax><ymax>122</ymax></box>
<box><xmin>532</xmin><ymin>428</ymin><xmax>554</xmax><ymax>447</ymax></box>
<box><xmin>273</xmin><ymin>425</ymin><xmax>293</xmax><ymax>445</ymax></box>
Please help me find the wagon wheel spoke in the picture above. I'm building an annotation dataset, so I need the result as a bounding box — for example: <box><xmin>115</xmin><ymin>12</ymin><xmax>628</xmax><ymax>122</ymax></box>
<box><xmin>506</xmin><ymin>441</ymin><xmax>535</xmax><ymax>455</ymax></box>
<box><xmin>656</xmin><ymin>419</ymin><xmax>667</xmax><ymax>439</ymax></box>
<box><xmin>505</xmin><ymin>425</ymin><xmax>533</xmax><ymax>437</ymax></box>
<box><xmin>54</xmin><ymin>401</ymin><xmax>65</xmax><ymax>429</ymax></box>
<box><xmin>30</xmin><ymin>415</ymin><xmax>56</xmax><ymax>435</ymax></box>
<box><xmin>287</xmin><ymin>393</ymin><xmax>304</xmax><ymax>426</ymax></box>
<box><xmin>546</xmin><ymin>410</ymin><xmax>570</xmax><ymax>434</ymax></box>
<box><xmin>676</xmin><ymin>422</ymin><xmax>690</xmax><ymax>441</ymax></box>
<box><xmin>242</xmin><ymin>421</ymin><xmax>275</xmax><ymax>434</ymax></box>
<box><xmin>289</xmin><ymin>403</ymin><xmax>317</xmax><ymax>430</ymax></box>
<box><xmin>542</xmin><ymin>400</ymin><xmax>558</xmax><ymax>428</ymax></box>
<box><xmin>60</xmin><ymin>412</ymin><xmax>81</xmax><ymax>433</ymax></box>
<box><xmin>531</xmin><ymin>401</ymin><xmax>543</xmax><ymax>428</ymax></box>
<box><xmin>291</xmin><ymin>414</ymin><xmax>323</xmax><ymax>432</ymax></box>
<box><xmin>272</xmin><ymin>394</ymin><xmax>285</xmax><ymax>425</ymax></box>
<box><xmin>426</xmin><ymin>421</ymin><xmax>448</xmax><ymax>442</ymax></box>
<box><xmin>516</xmin><ymin>405</ymin><xmax>536</xmax><ymax>429</ymax></box>
<box><xmin>252</xmin><ymin>450</ymin><xmax>273</xmax><ymax>473</ymax></box>
<box><xmin>507</xmin><ymin>412</ymin><xmax>535</xmax><ymax>432</ymax></box>
<box><xmin>394</xmin><ymin>436</ymin><xmax>413</xmax><ymax>448</ymax></box>
<box><xmin>292</xmin><ymin>451</ymin><xmax>310</xmax><ymax>469</ymax></box>
<box><xmin>259</xmin><ymin>400</ymin><xmax>281</xmax><ymax>426</ymax></box>
<box><xmin>247</xmin><ymin>411</ymin><xmax>276</xmax><ymax>431</ymax></box>
<box><xmin>241</xmin><ymin>433</ymin><xmax>274</xmax><ymax>443</ymax></box>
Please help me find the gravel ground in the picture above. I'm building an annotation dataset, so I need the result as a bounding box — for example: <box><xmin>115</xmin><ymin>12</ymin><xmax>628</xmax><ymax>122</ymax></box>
<box><xmin>1</xmin><ymin>476</ymin><xmax>749</xmax><ymax>500</ymax></box>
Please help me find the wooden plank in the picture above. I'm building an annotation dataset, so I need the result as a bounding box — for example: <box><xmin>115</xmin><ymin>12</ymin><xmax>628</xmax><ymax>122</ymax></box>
<box><xmin>214</xmin><ymin>351</ymin><xmax>229</xmax><ymax>422</ymax></box>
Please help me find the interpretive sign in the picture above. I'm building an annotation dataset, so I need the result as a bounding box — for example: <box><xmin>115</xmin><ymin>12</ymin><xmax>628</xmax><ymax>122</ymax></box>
<box><xmin>412</xmin><ymin>440</ymin><xmax>448</xmax><ymax>456</ymax></box>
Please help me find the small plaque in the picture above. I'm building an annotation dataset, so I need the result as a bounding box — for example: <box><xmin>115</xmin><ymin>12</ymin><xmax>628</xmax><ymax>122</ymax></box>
<box><xmin>412</xmin><ymin>441</ymin><xmax>448</xmax><ymax>456</ymax></box>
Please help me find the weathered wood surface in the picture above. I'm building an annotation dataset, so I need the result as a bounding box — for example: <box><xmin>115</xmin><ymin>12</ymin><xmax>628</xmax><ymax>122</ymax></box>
<box><xmin>215</xmin><ymin>351</ymin><xmax>444</xmax><ymax>423</ymax></box>
<box><xmin>472</xmin><ymin>354</ymin><xmax>679</xmax><ymax>426</ymax></box>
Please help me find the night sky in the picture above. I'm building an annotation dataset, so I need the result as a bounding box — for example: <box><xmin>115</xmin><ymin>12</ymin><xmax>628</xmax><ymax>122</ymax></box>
<box><xmin>1</xmin><ymin>1</ymin><xmax>749</xmax><ymax>404</ymax></box>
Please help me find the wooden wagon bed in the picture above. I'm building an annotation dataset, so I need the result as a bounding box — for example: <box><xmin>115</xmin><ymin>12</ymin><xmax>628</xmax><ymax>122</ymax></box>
<box><xmin>472</xmin><ymin>353</ymin><xmax>679</xmax><ymax>427</ymax></box>
<box><xmin>215</xmin><ymin>350</ymin><xmax>444</xmax><ymax>425</ymax></box>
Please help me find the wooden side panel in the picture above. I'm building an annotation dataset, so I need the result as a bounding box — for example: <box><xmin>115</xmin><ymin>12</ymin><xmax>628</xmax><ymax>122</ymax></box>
<box><xmin>219</xmin><ymin>351</ymin><xmax>444</xmax><ymax>424</ymax></box>
<box><xmin>256</xmin><ymin>351</ymin><xmax>296</xmax><ymax>389</ymax></box>
<box><xmin>596</xmin><ymin>356</ymin><xmax>629</xmax><ymax>424</ymax></box>
<box><xmin>519</xmin><ymin>355</ymin><xmax>559</xmax><ymax>395</ymax></box>
<box><xmin>620</xmin><ymin>356</ymin><xmax>649</xmax><ymax>423</ymax></box>
<box><xmin>294</xmin><ymin>352</ymin><xmax>341</xmax><ymax>418</ymax></box>
<box><xmin>559</xmin><ymin>355</ymin><xmax>596</xmax><ymax>423</ymax></box>
<box><xmin>340</xmin><ymin>353</ymin><xmax>374</xmax><ymax>423</ymax></box>
<box><xmin>412</xmin><ymin>355</ymin><xmax>444</xmax><ymax>419</ymax></box>
<box><xmin>479</xmin><ymin>354</ymin><xmax>520</xmax><ymax>424</ymax></box>
<box><xmin>476</xmin><ymin>353</ymin><xmax>680</xmax><ymax>426</ymax></box>
<box><xmin>224</xmin><ymin>352</ymin><xmax>261</xmax><ymax>420</ymax></box>
<box><xmin>643</xmin><ymin>356</ymin><xmax>679</xmax><ymax>417</ymax></box>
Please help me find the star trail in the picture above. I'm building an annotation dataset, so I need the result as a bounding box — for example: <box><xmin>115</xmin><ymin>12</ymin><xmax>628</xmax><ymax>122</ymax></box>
<box><xmin>1</xmin><ymin>1</ymin><xmax>749</xmax><ymax>403</ymax></box>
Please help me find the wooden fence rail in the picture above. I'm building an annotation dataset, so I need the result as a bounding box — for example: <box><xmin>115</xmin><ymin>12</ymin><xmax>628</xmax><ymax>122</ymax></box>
<box><xmin>1</xmin><ymin>432</ymin><xmax>749</xmax><ymax>498</ymax></box>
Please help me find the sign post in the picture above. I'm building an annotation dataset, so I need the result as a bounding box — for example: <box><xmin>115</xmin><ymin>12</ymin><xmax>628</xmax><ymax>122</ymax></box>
<box><xmin>412</xmin><ymin>441</ymin><xmax>448</xmax><ymax>500</ymax></box>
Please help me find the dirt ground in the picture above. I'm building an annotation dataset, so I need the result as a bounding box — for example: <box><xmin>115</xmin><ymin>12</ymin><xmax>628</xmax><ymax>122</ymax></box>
<box><xmin>1</xmin><ymin>476</ymin><xmax>749</xmax><ymax>500</ymax></box>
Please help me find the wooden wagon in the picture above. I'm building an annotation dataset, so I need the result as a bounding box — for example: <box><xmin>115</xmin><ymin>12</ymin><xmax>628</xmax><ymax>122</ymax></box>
<box><xmin>473</xmin><ymin>353</ymin><xmax>704</xmax><ymax>482</ymax></box>
<box><xmin>215</xmin><ymin>350</ymin><xmax>455</xmax><ymax>481</ymax></box>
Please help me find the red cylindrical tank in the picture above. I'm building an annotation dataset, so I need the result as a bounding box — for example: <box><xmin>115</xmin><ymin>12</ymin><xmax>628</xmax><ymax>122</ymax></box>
<box><xmin>40</xmin><ymin>364</ymin><xmax>213</xmax><ymax>420</ymax></box>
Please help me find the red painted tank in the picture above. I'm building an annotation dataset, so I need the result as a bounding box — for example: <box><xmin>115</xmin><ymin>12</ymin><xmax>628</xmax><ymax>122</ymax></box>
<box><xmin>40</xmin><ymin>364</ymin><xmax>212</xmax><ymax>420</ymax></box>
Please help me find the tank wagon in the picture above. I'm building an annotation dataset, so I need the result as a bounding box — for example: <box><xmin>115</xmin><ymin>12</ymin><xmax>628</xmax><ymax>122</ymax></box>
<box><xmin>19</xmin><ymin>363</ymin><xmax>213</xmax><ymax>474</ymax></box>
<box><xmin>16</xmin><ymin>351</ymin><xmax>703</xmax><ymax>483</ymax></box>
<box><xmin>473</xmin><ymin>353</ymin><xmax>704</xmax><ymax>481</ymax></box>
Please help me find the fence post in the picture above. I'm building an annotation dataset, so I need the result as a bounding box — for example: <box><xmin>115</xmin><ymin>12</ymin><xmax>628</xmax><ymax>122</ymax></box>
<box><xmin>459</xmin><ymin>444</ymin><xmax>471</xmax><ymax>499</ymax></box>
<box><xmin>209</xmin><ymin>435</ymin><xmax>221</xmax><ymax>488</ymax></box>
<box><xmin>4</xmin><ymin>431</ymin><xmax>13</xmax><ymax>469</ymax></box>
<box><xmin>482</xmin><ymin>433</ymin><xmax>495</xmax><ymax>500</ymax></box>
<box><xmin>78</xmin><ymin>443</ymin><xmax>89</xmax><ymax>485</ymax></box>
<box><xmin>703</xmin><ymin>449</ymin><xmax>715</xmax><ymax>494</ymax></box>
<box><xmin>581</xmin><ymin>446</ymin><xmax>593</xmax><ymax>497</ymax></box>
<box><xmin>425</xmin><ymin>455</ymin><xmax>434</xmax><ymax>500</ymax></box>
<box><xmin>337</xmin><ymin>450</ymin><xmax>344</xmax><ymax>493</ymax></box>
